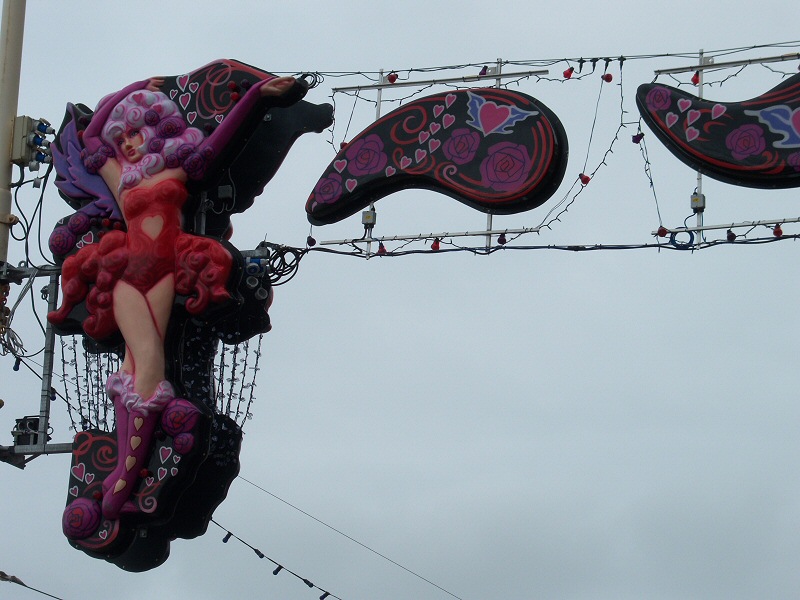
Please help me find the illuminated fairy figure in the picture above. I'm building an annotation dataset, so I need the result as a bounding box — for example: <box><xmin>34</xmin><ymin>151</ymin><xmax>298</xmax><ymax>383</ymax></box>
<box><xmin>49</xmin><ymin>65</ymin><xmax>297</xmax><ymax>521</ymax></box>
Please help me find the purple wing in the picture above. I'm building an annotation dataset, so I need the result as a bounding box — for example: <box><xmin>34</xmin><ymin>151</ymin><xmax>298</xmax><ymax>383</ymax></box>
<box><xmin>52</xmin><ymin>103</ymin><xmax>119</xmax><ymax>218</ymax></box>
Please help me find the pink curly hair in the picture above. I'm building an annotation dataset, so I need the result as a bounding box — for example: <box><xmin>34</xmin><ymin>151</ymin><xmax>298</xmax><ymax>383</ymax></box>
<box><xmin>101</xmin><ymin>90</ymin><xmax>204</xmax><ymax>190</ymax></box>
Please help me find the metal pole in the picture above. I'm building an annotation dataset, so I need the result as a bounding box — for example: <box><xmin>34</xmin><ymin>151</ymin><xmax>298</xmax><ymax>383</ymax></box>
<box><xmin>0</xmin><ymin>0</ymin><xmax>25</xmax><ymax>263</ymax></box>
<box><xmin>485</xmin><ymin>59</ymin><xmax>503</xmax><ymax>251</ymax></box>
<box><xmin>696</xmin><ymin>50</ymin><xmax>704</xmax><ymax>240</ymax></box>
<box><xmin>36</xmin><ymin>272</ymin><xmax>58</xmax><ymax>451</ymax></box>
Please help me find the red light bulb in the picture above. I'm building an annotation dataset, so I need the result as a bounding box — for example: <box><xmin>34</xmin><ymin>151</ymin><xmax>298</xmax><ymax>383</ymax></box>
<box><xmin>579</xmin><ymin>173</ymin><xmax>591</xmax><ymax>185</ymax></box>
<box><xmin>497</xmin><ymin>233</ymin><xmax>507</xmax><ymax>245</ymax></box>
<box><xmin>601</xmin><ymin>73</ymin><xmax>613</xmax><ymax>83</ymax></box>
<box><xmin>377</xmin><ymin>242</ymin><xmax>387</xmax><ymax>255</ymax></box>
<box><xmin>306</xmin><ymin>235</ymin><xmax>317</xmax><ymax>247</ymax></box>
<box><xmin>774</xmin><ymin>224</ymin><xmax>783</xmax><ymax>238</ymax></box>
<box><xmin>657</xmin><ymin>226</ymin><xmax>668</xmax><ymax>238</ymax></box>
<box><xmin>387</xmin><ymin>72</ymin><xmax>398</xmax><ymax>84</ymax></box>
<box><xmin>632</xmin><ymin>132</ymin><xmax>644</xmax><ymax>144</ymax></box>
<box><xmin>726</xmin><ymin>229</ymin><xmax>737</xmax><ymax>242</ymax></box>
<box><xmin>563</xmin><ymin>66</ymin><xmax>574</xmax><ymax>79</ymax></box>
<box><xmin>431</xmin><ymin>238</ymin><xmax>440</xmax><ymax>251</ymax></box>
<box><xmin>691</xmin><ymin>71</ymin><xmax>700</xmax><ymax>86</ymax></box>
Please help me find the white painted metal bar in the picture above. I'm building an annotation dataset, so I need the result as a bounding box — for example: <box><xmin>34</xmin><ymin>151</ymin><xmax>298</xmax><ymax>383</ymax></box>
<box><xmin>654</xmin><ymin>52</ymin><xmax>800</xmax><ymax>76</ymax></box>
<box><xmin>321</xmin><ymin>225</ymin><xmax>542</xmax><ymax>246</ymax></box>
<box><xmin>332</xmin><ymin>68</ymin><xmax>549</xmax><ymax>93</ymax></box>
<box><xmin>651</xmin><ymin>216</ymin><xmax>800</xmax><ymax>237</ymax></box>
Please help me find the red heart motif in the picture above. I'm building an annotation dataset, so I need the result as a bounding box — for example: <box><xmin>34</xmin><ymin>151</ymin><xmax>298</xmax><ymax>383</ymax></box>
<box><xmin>677</xmin><ymin>98</ymin><xmax>692</xmax><ymax>113</ymax></box>
<box><xmin>160</xmin><ymin>447</ymin><xmax>173</xmax><ymax>463</ymax></box>
<box><xmin>187</xmin><ymin>111</ymin><xmax>197</xmax><ymax>124</ymax></box>
<box><xmin>418</xmin><ymin>131</ymin><xmax>430</xmax><ymax>144</ymax></box>
<box><xmin>685</xmin><ymin>127</ymin><xmax>700</xmax><ymax>142</ymax></box>
<box><xmin>170</xmin><ymin>467</ymin><xmax>179</xmax><ymax>477</ymax></box>
<box><xmin>445</xmin><ymin>94</ymin><xmax>457</xmax><ymax>108</ymax></box>
<box><xmin>430</xmin><ymin>122</ymin><xmax>441</xmax><ymax>134</ymax></box>
<box><xmin>711</xmin><ymin>104</ymin><xmax>726</xmax><ymax>120</ymax></box>
<box><xmin>158</xmin><ymin>467</ymin><xmax>167</xmax><ymax>481</ymax></box>
<box><xmin>84</xmin><ymin>473</ymin><xmax>95</xmax><ymax>485</ymax></box>
<box><xmin>443</xmin><ymin>114</ymin><xmax>456</xmax><ymax>129</ymax></box>
<box><xmin>400</xmin><ymin>156</ymin><xmax>412</xmax><ymax>169</ymax></box>
<box><xmin>433</xmin><ymin>105</ymin><xmax>445</xmax><ymax>118</ymax></box>
<box><xmin>177</xmin><ymin>74</ymin><xmax>189</xmax><ymax>91</ymax></box>
<box><xmin>71</xmin><ymin>463</ymin><xmax>86</xmax><ymax>482</ymax></box>
<box><xmin>478</xmin><ymin>102</ymin><xmax>511</xmax><ymax>135</ymax></box>
<box><xmin>665</xmin><ymin>112</ymin><xmax>678</xmax><ymax>128</ymax></box>
<box><xmin>69</xmin><ymin>486</ymin><xmax>79</xmax><ymax>497</ymax></box>
<box><xmin>345</xmin><ymin>179</ymin><xmax>357</xmax><ymax>192</ymax></box>
<box><xmin>687</xmin><ymin>109</ymin><xmax>701</xmax><ymax>126</ymax></box>
<box><xmin>215</xmin><ymin>114</ymin><xmax>224</xmax><ymax>123</ymax></box>
<box><xmin>415</xmin><ymin>149</ymin><xmax>427</xmax><ymax>163</ymax></box>
<box><xmin>429</xmin><ymin>139</ymin><xmax>441</xmax><ymax>153</ymax></box>
<box><xmin>99</xmin><ymin>530</ymin><xmax>108</xmax><ymax>540</ymax></box>
<box><xmin>179</xmin><ymin>93</ymin><xmax>191</xmax><ymax>110</ymax></box>
<box><xmin>385</xmin><ymin>166</ymin><xmax>397</xmax><ymax>177</ymax></box>
<box><xmin>333</xmin><ymin>160</ymin><xmax>347</xmax><ymax>173</ymax></box>
<box><xmin>189</xmin><ymin>82</ymin><xmax>199</xmax><ymax>93</ymax></box>
<box><xmin>169</xmin><ymin>89</ymin><xmax>177</xmax><ymax>100</ymax></box>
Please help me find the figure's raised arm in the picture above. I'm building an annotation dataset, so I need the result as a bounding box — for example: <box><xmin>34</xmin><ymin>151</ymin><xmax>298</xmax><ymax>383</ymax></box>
<box><xmin>191</xmin><ymin>74</ymin><xmax>305</xmax><ymax>181</ymax></box>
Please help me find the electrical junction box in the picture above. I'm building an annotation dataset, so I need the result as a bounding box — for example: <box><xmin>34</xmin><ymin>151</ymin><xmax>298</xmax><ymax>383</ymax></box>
<box><xmin>691</xmin><ymin>192</ymin><xmax>706</xmax><ymax>212</ymax></box>
<box><xmin>361</xmin><ymin>209</ymin><xmax>376</xmax><ymax>227</ymax></box>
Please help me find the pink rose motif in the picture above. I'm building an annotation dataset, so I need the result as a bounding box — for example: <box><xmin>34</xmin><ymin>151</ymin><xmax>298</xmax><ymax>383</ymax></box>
<box><xmin>726</xmin><ymin>124</ymin><xmax>766</xmax><ymax>161</ymax></box>
<box><xmin>161</xmin><ymin>398</ymin><xmax>200</xmax><ymax>436</ymax></box>
<box><xmin>313</xmin><ymin>172</ymin><xmax>343</xmax><ymax>205</ymax></box>
<box><xmin>479</xmin><ymin>142</ymin><xmax>533</xmax><ymax>193</ymax></box>
<box><xmin>345</xmin><ymin>134</ymin><xmax>388</xmax><ymax>176</ymax></box>
<box><xmin>443</xmin><ymin>128</ymin><xmax>481</xmax><ymax>165</ymax></box>
<box><xmin>62</xmin><ymin>498</ymin><xmax>101</xmax><ymax>539</ymax></box>
<box><xmin>646</xmin><ymin>87</ymin><xmax>672</xmax><ymax>112</ymax></box>
<box><xmin>788</xmin><ymin>152</ymin><xmax>800</xmax><ymax>172</ymax></box>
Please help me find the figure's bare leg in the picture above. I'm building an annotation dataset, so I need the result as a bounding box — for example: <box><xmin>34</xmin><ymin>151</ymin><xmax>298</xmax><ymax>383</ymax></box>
<box><xmin>102</xmin><ymin>276</ymin><xmax>175</xmax><ymax>518</ymax></box>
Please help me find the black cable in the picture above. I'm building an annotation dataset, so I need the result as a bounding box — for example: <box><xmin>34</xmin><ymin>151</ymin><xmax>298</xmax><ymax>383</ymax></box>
<box><xmin>237</xmin><ymin>475</ymin><xmax>465</xmax><ymax>600</ymax></box>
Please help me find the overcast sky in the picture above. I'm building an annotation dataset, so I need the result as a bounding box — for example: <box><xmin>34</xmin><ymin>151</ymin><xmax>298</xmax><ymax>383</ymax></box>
<box><xmin>3</xmin><ymin>2</ymin><xmax>800</xmax><ymax>599</ymax></box>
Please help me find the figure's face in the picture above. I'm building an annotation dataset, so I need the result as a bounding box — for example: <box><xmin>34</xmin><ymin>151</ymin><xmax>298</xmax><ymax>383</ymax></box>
<box><xmin>115</xmin><ymin>128</ymin><xmax>144</xmax><ymax>163</ymax></box>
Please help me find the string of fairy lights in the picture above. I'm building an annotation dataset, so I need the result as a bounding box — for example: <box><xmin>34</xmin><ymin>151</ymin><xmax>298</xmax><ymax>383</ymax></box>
<box><xmin>3</xmin><ymin>41</ymin><xmax>800</xmax><ymax>600</ymax></box>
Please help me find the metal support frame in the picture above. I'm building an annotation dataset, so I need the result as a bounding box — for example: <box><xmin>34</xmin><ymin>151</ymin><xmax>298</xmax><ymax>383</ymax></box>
<box><xmin>332</xmin><ymin>59</ymin><xmax>546</xmax><ymax>255</ymax></box>
<box><xmin>0</xmin><ymin>266</ymin><xmax>72</xmax><ymax>469</ymax></box>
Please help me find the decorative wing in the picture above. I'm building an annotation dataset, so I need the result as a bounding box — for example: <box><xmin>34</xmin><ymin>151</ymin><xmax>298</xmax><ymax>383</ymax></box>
<box><xmin>306</xmin><ymin>87</ymin><xmax>568</xmax><ymax>225</ymax></box>
<box><xmin>636</xmin><ymin>72</ymin><xmax>800</xmax><ymax>189</ymax></box>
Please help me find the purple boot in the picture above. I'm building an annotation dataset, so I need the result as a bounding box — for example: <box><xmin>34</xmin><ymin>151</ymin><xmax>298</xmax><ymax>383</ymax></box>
<box><xmin>102</xmin><ymin>371</ymin><xmax>134</xmax><ymax>496</ymax></box>
<box><xmin>101</xmin><ymin>379</ymin><xmax>175</xmax><ymax>519</ymax></box>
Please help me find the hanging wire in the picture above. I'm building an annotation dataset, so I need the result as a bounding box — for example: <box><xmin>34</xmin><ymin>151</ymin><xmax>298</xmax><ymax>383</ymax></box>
<box><xmin>210</xmin><ymin>519</ymin><xmax>343</xmax><ymax>600</ymax></box>
<box><xmin>0</xmin><ymin>570</ymin><xmax>65</xmax><ymax>600</ymax></box>
<box><xmin>237</xmin><ymin>475</ymin><xmax>466</xmax><ymax>600</ymax></box>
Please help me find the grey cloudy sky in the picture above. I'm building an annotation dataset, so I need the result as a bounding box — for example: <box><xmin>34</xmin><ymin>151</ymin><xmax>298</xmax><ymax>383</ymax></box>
<box><xmin>2</xmin><ymin>1</ymin><xmax>800</xmax><ymax>599</ymax></box>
